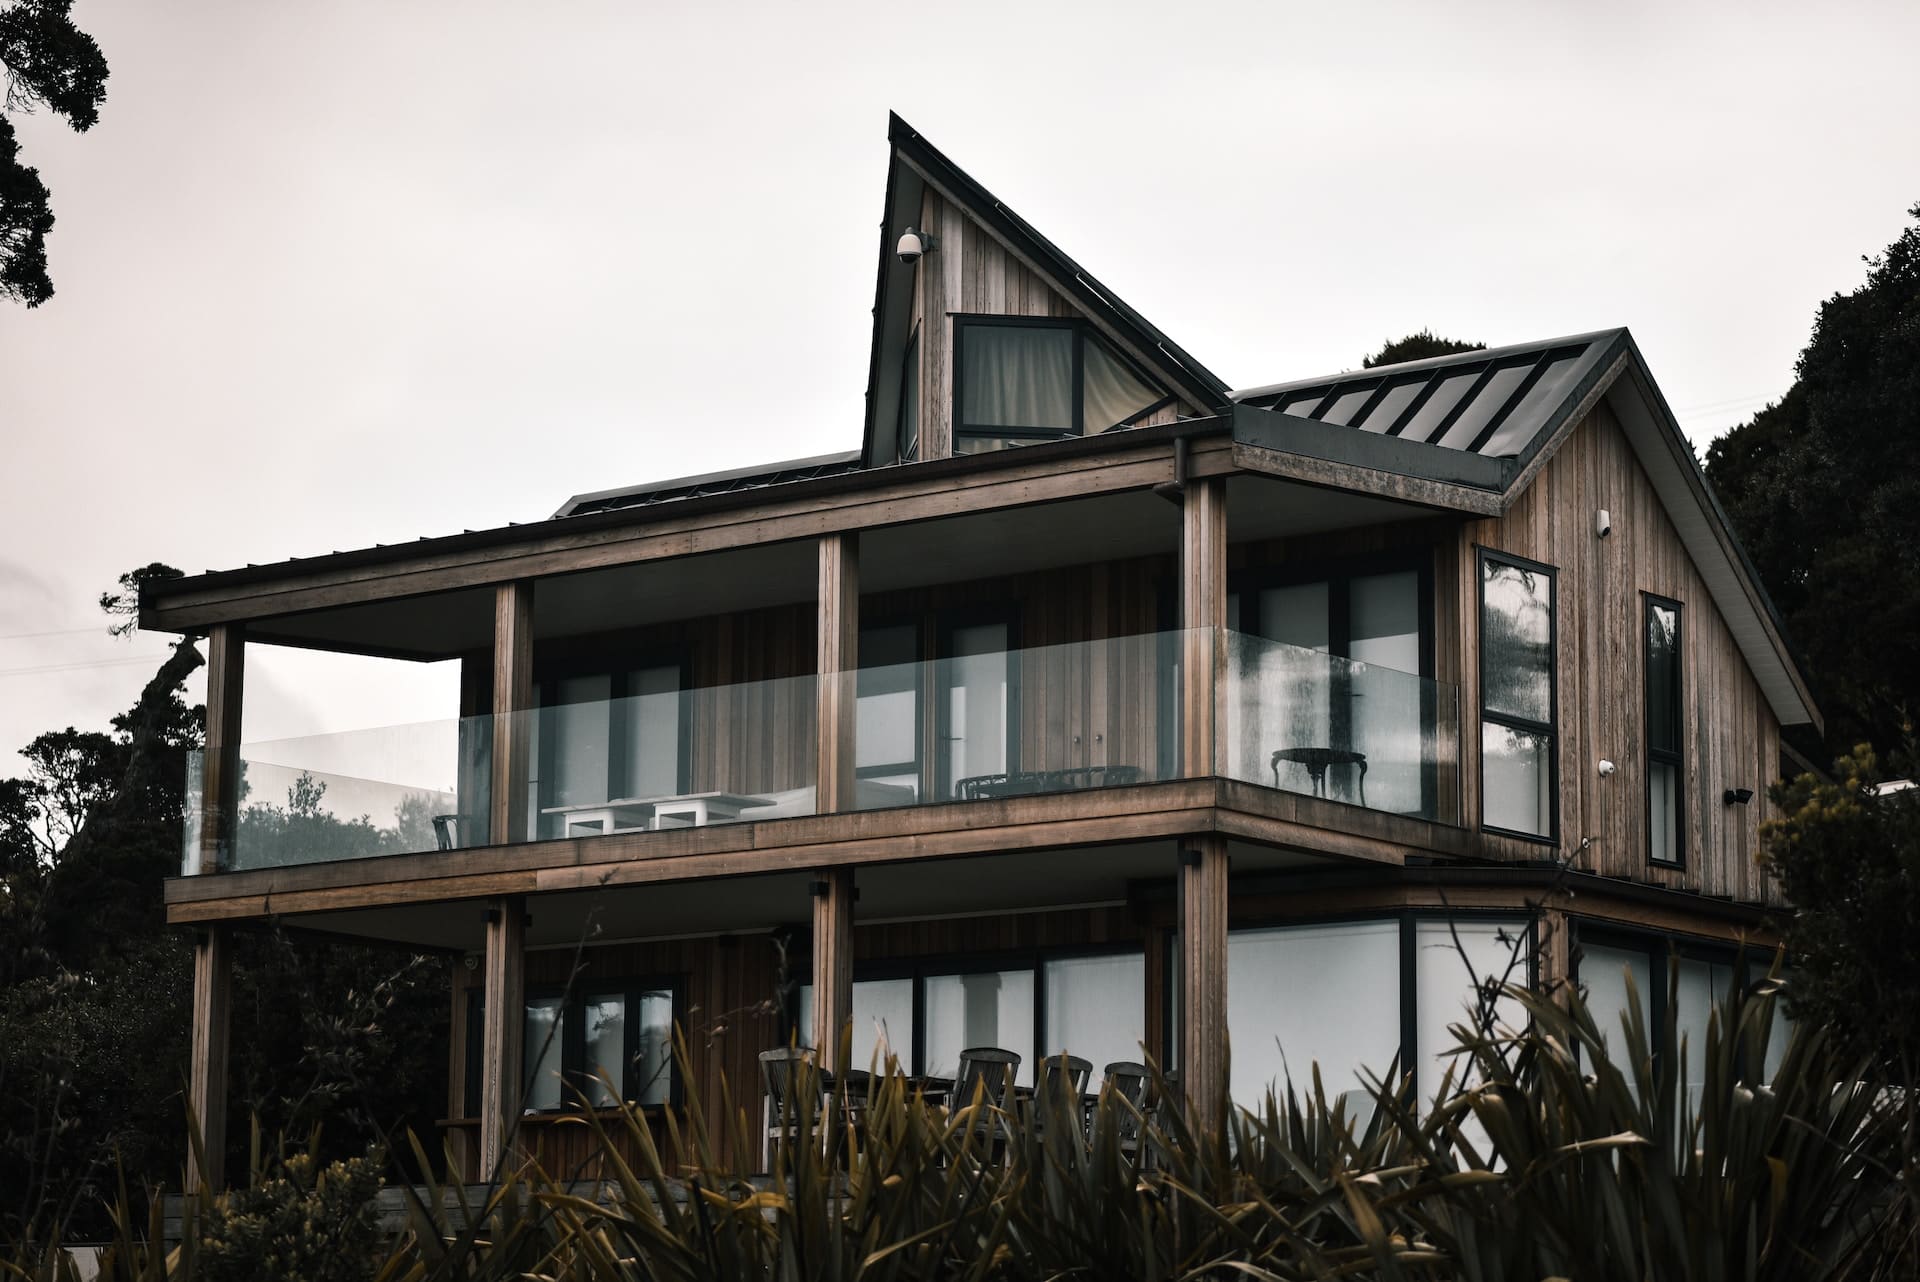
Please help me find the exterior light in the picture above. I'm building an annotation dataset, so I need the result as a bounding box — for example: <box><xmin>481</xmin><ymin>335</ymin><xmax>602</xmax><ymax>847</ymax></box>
<box><xmin>1724</xmin><ymin>787</ymin><xmax>1754</xmax><ymax>806</ymax></box>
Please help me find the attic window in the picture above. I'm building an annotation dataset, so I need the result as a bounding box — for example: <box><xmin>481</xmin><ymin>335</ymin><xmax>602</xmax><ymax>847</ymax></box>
<box><xmin>953</xmin><ymin>316</ymin><xmax>1171</xmax><ymax>453</ymax></box>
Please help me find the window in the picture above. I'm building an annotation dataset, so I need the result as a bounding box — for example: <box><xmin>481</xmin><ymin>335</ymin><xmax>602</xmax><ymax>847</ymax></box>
<box><xmin>1227</xmin><ymin>920</ymin><xmax>1401</xmax><ymax>1105</ymax></box>
<box><xmin>797</xmin><ymin>948</ymin><xmax>1146</xmax><ymax>1088</ymax></box>
<box><xmin>940</xmin><ymin>618</ymin><xmax>1015</xmax><ymax>800</ymax></box>
<box><xmin>470</xmin><ymin>981</ymin><xmax>678</xmax><ymax>1114</ymax></box>
<box><xmin>1478</xmin><ymin>551</ymin><xmax>1556</xmax><ymax>840</ymax></box>
<box><xmin>1413</xmin><ymin>917</ymin><xmax>1530</xmax><ymax>1098</ymax></box>
<box><xmin>856</xmin><ymin>623</ymin><xmax>922</xmax><ymax>805</ymax></box>
<box><xmin>953</xmin><ymin>317</ymin><xmax>1170</xmax><ymax>453</ymax></box>
<box><xmin>1645</xmin><ymin>598</ymin><xmax>1683</xmax><ymax>866</ymax></box>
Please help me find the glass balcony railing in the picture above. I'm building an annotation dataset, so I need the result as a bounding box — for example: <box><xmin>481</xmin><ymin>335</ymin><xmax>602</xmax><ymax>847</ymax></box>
<box><xmin>1221</xmin><ymin>630</ymin><xmax>1460</xmax><ymax>823</ymax></box>
<box><xmin>180</xmin><ymin>629</ymin><xmax>1460</xmax><ymax>874</ymax></box>
<box><xmin>847</xmin><ymin>629</ymin><xmax>1195</xmax><ymax>810</ymax></box>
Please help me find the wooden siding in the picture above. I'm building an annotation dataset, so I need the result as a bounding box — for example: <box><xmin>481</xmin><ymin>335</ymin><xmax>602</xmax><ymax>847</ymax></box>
<box><xmin>910</xmin><ymin>187</ymin><xmax>1189</xmax><ymax>463</ymax></box>
<box><xmin>1457</xmin><ymin>404</ymin><xmax>1783</xmax><ymax>903</ymax></box>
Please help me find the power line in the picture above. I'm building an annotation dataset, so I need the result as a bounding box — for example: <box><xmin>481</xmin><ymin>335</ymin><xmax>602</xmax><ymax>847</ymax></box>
<box><xmin>0</xmin><ymin>625</ymin><xmax>115</xmax><ymax>643</ymax></box>
<box><xmin>0</xmin><ymin>655</ymin><xmax>169</xmax><ymax>679</ymax></box>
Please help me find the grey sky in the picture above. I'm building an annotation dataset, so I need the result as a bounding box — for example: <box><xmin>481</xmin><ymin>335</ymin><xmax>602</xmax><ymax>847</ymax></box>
<box><xmin>1</xmin><ymin>0</ymin><xmax>1915</xmax><ymax>768</ymax></box>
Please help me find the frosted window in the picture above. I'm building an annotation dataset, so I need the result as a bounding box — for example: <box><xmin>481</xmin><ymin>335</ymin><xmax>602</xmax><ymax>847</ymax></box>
<box><xmin>1228</xmin><ymin>920</ymin><xmax>1400</xmax><ymax>1105</ymax></box>
<box><xmin>1581</xmin><ymin>944</ymin><xmax>1652</xmax><ymax>1071</ymax></box>
<box><xmin>1673</xmin><ymin>957</ymin><xmax>1736</xmax><ymax>1118</ymax></box>
<box><xmin>925</xmin><ymin>969</ymin><xmax>1035</xmax><ymax>1085</ymax></box>
<box><xmin>1415</xmin><ymin>919</ymin><xmax>1528</xmax><ymax>1096</ymax></box>
<box><xmin>1483</xmin><ymin>722</ymin><xmax>1552</xmax><ymax>836</ymax></box>
<box><xmin>582</xmin><ymin>995</ymin><xmax>626</xmax><ymax>1107</ymax></box>
<box><xmin>524</xmin><ymin>995</ymin><xmax>566</xmax><ymax>1111</ymax></box>
<box><xmin>631</xmin><ymin>990</ymin><xmax>674</xmax><ymax>1106</ymax></box>
<box><xmin>1042</xmin><ymin>952</ymin><xmax>1146</xmax><ymax>1074</ymax></box>
<box><xmin>798</xmin><ymin>978</ymin><xmax>916</xmax><ymax>1074</ymax></box>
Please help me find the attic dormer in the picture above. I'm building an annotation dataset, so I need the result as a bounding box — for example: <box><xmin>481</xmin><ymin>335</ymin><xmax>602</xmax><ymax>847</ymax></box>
<box><xmin>864</xmin><ymin>115</ymin><xmax>1230</xmax><ymax>466</ymax></box>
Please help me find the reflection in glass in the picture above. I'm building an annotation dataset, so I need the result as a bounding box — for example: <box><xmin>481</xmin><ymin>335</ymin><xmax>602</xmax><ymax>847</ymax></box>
<box><xmin>945</xmin><ymin>623</ymin><xmax>1010</xmax><ymax>798</ymax></box>
<box><xmin>857</xmin><ymin>624</ymin><xmax>920</xmax><ymax>801</ymax></box>
<box><xmin>633</xmin><ymin>990</ymin><xmax>674</xmax><ymax>1106</ymax></box>
<box><xmin>524</xmin><ymin>996</ymin><xmax>565</xmax><ymax>1111</ymax></box>
<box><xmin>797</xmin><ymin>977</ymin><xmax>916</xmax><ymax>1074</ymax></box>
<box><xmin>623</xmin><ymin>666</ymin><xmax>682</xmax><ymax>799</ymax></box>
<box><xmin>1646</xmin><ymin>602</ymin><xmax>1682</xmax><ymax>863</ymax></box>
<box><xmin>1481</xmin><ymin>561</ymin><xmax>1552</xmax><ymax>724</ymax></box>
<box><xmin>583</xmin><ymin>996</ymin><xmax>626</xmax><ymax>1107</ymax></box>
<box><xmin>1227</xmin><ymin>921</ymin><xmax>1400</xmax><ymax>1104</ymax></box>
<box><xmin>925</xmin><ymin>969</ymin><xmax>1035</xmax><ymax>1085</ymax></box>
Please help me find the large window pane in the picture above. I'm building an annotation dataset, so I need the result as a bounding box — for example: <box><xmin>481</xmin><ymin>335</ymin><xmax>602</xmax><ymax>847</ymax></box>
<box><xmin>1350</xmin><ymin>572</ymin><xmax>1420</xmax><ymax>675</ymax></box>
<box><xmin>1646</xmin><ymin>604</ymin><xmax>1680</xmax><ymax>751</ymax></box>
<box><xmin>960</xmin><ymin>325</ymin><xmax>1074</xmax><ymax>431</ymax></box>
<box><xmin>1673</xmin><ymin>957</ymin><xmax>1737</xmax><ymax>1118</ymax></box>
<box><xmin>622</xmin><ymin>666</ymin><xmax>681</xmax><ymax>799</ymax></box>
<box><xmin>945</xmin><ymin>623</ymin><xmax>1010</xmax><ymax>797</ymax></box>
<box><xmin>524</xmin><ymin>995</ymin><xmax>566</xmax><ymax>1111</ymax></box>
<box><xmin>798</xmin><ymin>977</ymin><xmax>916</xmax><ymax>1073</ymax></box>
<box><xmin>1481</xmin><ymin>560</ymin><xmax>1553</xmax><ymax>724</ymax></box>
<box><xmin>582</xmin><ymin>994</ymin><xmax>626</xmax><ymax>1107</ymax></box>
<box><xmin>1483</xmin><ymin>722</ymin><xmax>1552</xmax><ymax>836</ymax></box>
<box><xmin>1415</xmin><ymin>919</ymin><xmax>1528</xmax><ymax>1096</ymax></box>
<box><xmin>1228</xmin><ymin>921</ymin><xmax>1400</xmax><ymax>1105</ymax></box>
<box><xmin>1042</xmin><ymin>952</ymin><xmax>1146</xmax><ymax>1074</ymax></box>
<box><xmin>632</xmin><ymin>990</ymin><xmax>674</xmax><ymax>1106</ymax></box>
<box><xmin>925</xmin><ymin>969</ymin><xmax>1035</xmax><ymax>1085</ymax></box>
<box><xmin>858</xmin><ymin>624</ymin><xmax>920</xmax><ymax>800</ymax></box>
<box><xmin>1580</xmin><ymin>943</ymin><xmax>1652</xmax><ymax>1066</ymax></box>
<box><xmin>551</xmin><ymin>674</ymin><xmax>612</xmax><ymax>807</ymax></box>
<box><xmin>1649</xmin><ymin>761</ymin><xmax>1680</xmax><ymax>863</ymax></box>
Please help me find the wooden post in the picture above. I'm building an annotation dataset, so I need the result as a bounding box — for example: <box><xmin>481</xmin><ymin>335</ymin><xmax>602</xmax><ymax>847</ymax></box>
<box><xmin>478</xmin><ymin>896</ymin><xmax>526</xmax><ymax>1174</ymax></box>
<box><xmin>198</xmin><ymin>623</ymin><xmax>245</xmax><ymax>873</ymax></box>
<box><xmin>1178</xmin><ymin>836</ymin><xmax>1229</xmax><ymax>1129</ymax></box>
<box><xmin>490</xmin><ymin>581</ymin><xmax>534</xmax><ymax>845</ymax></box>
<box><xmin>186</xmin><ymin>925</ymin><xmax>232</xmax><ymax>1192</ymax></box>
<box><xmin>811</xmin><ymin>868</ymin><xmax>855</xmax><ymax>1072</ymax></box>
<box><xmin>816</xmin><ymin>534</ymin><xmax>860</xmax><ymax>815</ymax></box>
<box><xmin>1181</xmin><ymin>476</ymin><xmax>1226</xmax><ymax>777</ymax></box>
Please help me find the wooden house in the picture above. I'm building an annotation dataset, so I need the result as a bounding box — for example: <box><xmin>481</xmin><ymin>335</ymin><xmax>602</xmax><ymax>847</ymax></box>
<box><xmin>141</xmin><ymin>114</ymin><xmax>1818</xmax><ymax>1186</ymax></box>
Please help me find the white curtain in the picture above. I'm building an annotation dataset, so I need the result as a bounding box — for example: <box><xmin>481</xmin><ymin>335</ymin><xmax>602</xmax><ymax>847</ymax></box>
<box><xmin>1082</xmin><ymin>336</ymin><xmax>1161</xmax><ymax>433</ymax></box>
<box><xmin>962</xmin><ymin>326</ymin><xmax>1073</xmax><ymax>430</ymax></box>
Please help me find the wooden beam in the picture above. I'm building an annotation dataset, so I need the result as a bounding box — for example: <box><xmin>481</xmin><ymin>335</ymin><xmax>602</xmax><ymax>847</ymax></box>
<box><xmin>478</xmin><ymin>896</ymin><xmax>526</xmax><ymax>1174</ymax></box>
<box><xmin>816</xmin><ymin>534</ymin><xmax>860</xmax><ymax>814</ymax></box>
<box><xmin>810</xmin><ymin>868</ymin><xmax>855</xmax><ymax>1073</ymax></box>
<box><xmin>1181</xmin><ymin>476</ymin><xmax>1226</xmax><ymax>777</ymax></box>
<box><xmin>489</xmin><ymin>582</ymin><xmax>534</xmax><ymax>846</ymax></box>
<box><xmin>1178</xmin><ymin>835</ymin><xmax>1229</xmax><ymax>1131</ymax></box>
<box><xmin>198</xmin><ymin>624</ymin><xmax>245</xmax><ymax>874</ymax></box>
<box><xmin>186</xmin><ymin>925</ymin><xmax>232</xmax><ymax>1192</ymax></box>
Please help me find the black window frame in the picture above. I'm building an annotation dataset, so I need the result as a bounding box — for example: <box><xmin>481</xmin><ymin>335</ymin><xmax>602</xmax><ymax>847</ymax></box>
<box><xmin>1643</xmin><ymin>594</ymin><xmax>1685</xmax><ymax>869</ymax></box>
<box><xmin>534</xmin><ymin>653</ymin><xmax>694</xmax><ymax>837</ymax></box>
<box><xmin>1570</xmin><ymin>922</ymin><xmax>1776</xmax><ymax>1076</ymax></box>
<box><xmin>933</xmin><ymin>606</ymin><xmax>1023</xmax><ymax>801</ymax></box>
<box><xmin>855</xmin><ymin>617</ymin><xmax>926</xmax><ymax>801</ymax></box>
<box><xmin>465</xmin><ymin>974</ymin><xmax>685</xmax><ymax>1116</ymax></box>
<box><xmin>1475</xmin><ymin>547</ymin><xmax>1559</xmax><ymax>845</ymax></box>
<box><xmin>951</xmin><ymin>314</ymin><xmax>1172</xmax><ymax>449</ymax></box>
<box><xmin>895</xmin><ymin>327</ymin><xmax>920</xmax><ymax>463</ymax></box>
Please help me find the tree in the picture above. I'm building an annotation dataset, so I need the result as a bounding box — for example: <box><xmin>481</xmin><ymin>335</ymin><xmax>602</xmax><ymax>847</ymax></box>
<box><xmin>1705</xmin><ymin>205</ymin><xmax>1920</xmax><ymax>756</ymax></box>
<box><xmin>0</xmin><ymin>0</ymin><xmax>108</xmax><ymax>307</ymax></box>
<box><xmin>1762</xmin><ymin>742</ymin><xmax>1920</xmax><ymax>1274</ymax></box>
<box><xmin>1362</xmin><ymin>329</ymin><xmax>1482</xmax><ymax>368</ymax></box>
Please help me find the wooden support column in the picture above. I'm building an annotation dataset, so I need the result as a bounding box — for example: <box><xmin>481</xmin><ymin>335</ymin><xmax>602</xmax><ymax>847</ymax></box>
<box><xmin>1181</xmin><ymin>476</ymin><xmax>1226</xmax><ymax>777</ymax></box>
<box><xmin>811</xmin><ymin>868</ymin><xmax>855</xmax><ymax>1072</ymax></box>
<box><xmin>186</xmin><ymin>925</ymin><xmax>232</xmax><ymax>1192</ymax></box>
<box><xmin>1178</xmin><ymin>835</ymin><xmax>1229</xmax><ymax>1130</ymax></box>
<box><xmin>816</xmin><ymin>533</ymin><xmax>860</xmax><ymax>814</ymax></box>
<box><xmin>489</xmin><ymin>581</ymin><xmax>534</xmax><ymax>845</ymax></box>
<box><xmin>478</xmin><ymin>896</ymin><xmax>526</xmax><ymax>1174</ymax></box>
<box><xmin>198</xmin><ymin>623</ymin><xmax>245</xmax><ymax>873</ymax></box>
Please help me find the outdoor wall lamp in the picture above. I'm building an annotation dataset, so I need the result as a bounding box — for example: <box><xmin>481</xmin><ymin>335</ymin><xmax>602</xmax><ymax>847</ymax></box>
<box><xmin>1724</xmin><ymin>787</ymin><xmax>1755</xmax><ymax>806</ymax></box>
<box><xmin>896</xmin><ymin>226</ymin><xmax>937</xmax><ymax>264</ymax></box>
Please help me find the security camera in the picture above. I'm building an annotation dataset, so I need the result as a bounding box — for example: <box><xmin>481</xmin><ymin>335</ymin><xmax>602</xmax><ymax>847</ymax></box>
<box><xmin>1596</xmin><ymin>509</ymin><xmax>1612</xmax><ymax>539</ymax></box>
<box><xmin>1598</xmin><ymin>759</ymin><xmax>1617</xmax><ymax>778</ymax></box>
<box><xmin>896</xmin><ymin>227</ymin><xmax>935</xmax><ymax>265</ymax></box>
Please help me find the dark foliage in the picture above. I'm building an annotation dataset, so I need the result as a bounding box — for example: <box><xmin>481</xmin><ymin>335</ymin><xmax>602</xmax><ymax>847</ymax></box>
<box><xmin>1705</xmin><ymin>205</ymin><xmax>1920</xmax><ymax>756</ymax></box>
<box><xmin>0</xmin><ymin>0</ymin><xmax>108</xmax><ymax>306</ymax></box>
<box><xmin>1362</xmin><ymin>330</ymin><xmax>1483</xmax><ymax>368</ymax></box>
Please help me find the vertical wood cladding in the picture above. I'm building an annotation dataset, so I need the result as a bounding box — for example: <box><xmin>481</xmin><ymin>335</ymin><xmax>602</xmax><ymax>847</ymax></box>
<box><xmin>910</xmin><ymin>187</ymin><xmax>1189</xmax><ymax>463</ymax></box>
<box><xmin>1457</xmin><ymin>404</ymin><xmax>1784</xmax><ymax>903</ymax></box>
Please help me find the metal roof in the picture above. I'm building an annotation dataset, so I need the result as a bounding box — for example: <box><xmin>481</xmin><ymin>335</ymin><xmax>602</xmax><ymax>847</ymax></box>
<box><xmin>1235</xmin><ymin>330</ymin><xmax>1625</xmax><ymax>467</ymax></box>
<box><xmin>554</xmin><ymin>451</ymin><xmax>864</xmax><ymax>518</ymax></box>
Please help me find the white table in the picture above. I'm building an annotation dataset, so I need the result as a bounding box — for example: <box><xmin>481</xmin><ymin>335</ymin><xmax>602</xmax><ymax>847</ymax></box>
<box><xmin>539</xmin><ymin>800</ymin><xmax>657</xmax><ymax>837</ymax></box>
<box><xmin>645</xmin><ymin>791</ymin><xmax>772</xmax><ymax>828</ymax></box>
<box><xmin>539</xmin><ymin>792</ymin><xmax>774</xmax><ymax>836</ymax></box>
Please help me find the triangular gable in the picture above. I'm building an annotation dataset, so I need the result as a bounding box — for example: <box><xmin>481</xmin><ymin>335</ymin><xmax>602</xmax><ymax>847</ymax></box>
<box><xmin>862</xmin><ymin>114</ymin><xmax>1232</xmax><ymax>466</ymax></box>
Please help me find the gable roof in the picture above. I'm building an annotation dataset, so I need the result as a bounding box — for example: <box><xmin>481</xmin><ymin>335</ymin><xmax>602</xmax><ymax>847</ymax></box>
<box><xmin>861</xmin><ymin>114</ymin><xmax>1233</xmax><ymax>466</ymax></box>
<box><xmin>1229</xmin><ymin>329</ymin><xmax>1820</xmax><ymax>729</ymax></box>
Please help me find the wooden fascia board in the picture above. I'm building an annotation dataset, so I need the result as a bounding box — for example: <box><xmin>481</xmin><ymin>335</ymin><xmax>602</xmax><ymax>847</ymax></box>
<box><xmin>895</xmin><ymin>153</ymin><xmax>1223</xmax><ymax>416</ymax></box>
<box><xmin>143</xmin><ymin>436</ymin><xmax>1238</xmax><ymax>632</ymax></box>
<box><xmin>1230</xmin><ymin>440</ymin><xmax>1505</xmax><ymax>516</ymax></box>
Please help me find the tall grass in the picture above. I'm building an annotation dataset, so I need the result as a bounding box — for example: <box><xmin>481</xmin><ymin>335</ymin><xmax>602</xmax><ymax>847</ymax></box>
<box><xmin>4</xmin><ymin>969</ymin><xmax>1903</xmax><ymax>1281</ymax></box>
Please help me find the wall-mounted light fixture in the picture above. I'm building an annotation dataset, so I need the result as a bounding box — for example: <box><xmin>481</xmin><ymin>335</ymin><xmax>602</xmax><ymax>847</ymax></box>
<box><xmin>1724</xmin><ymin>787</ymin><xmax>1755</xmax><ymax>806</ymax></box>
<box><xmin>896</xmin><ymin>226</ymin><xmax>937</xmax><ymax>264</ymax></box>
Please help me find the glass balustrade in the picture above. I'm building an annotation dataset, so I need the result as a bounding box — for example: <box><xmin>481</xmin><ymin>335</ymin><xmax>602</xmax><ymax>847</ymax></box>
<box><xmin>1221</xmin><ymin>629</ymin><xmax>1460</xmax><ymax>822</ymax></box>
<box><xmin>180</xmin><ymin>628</ymin><xmax>1465</xmax><ymax>874</ymax></box>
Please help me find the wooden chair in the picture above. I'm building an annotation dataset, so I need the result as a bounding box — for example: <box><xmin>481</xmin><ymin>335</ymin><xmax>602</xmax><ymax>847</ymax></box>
<box><xmin>1141</xmin><ymin>1069</ymin><xmax>1181</xmax><ymax>1171</ymax></box>
<box><xmin>1033</xmin><ymin>1053</ymin><xmax>1092</xmax><ymax>1144</ymax></box>
<box><xmin>758</xmin><ymin>1046</ymin><xmax>820</xmax><ymax>1169</ymax></box>
<box><xmin>949</xmin><ymin>1047</ymin><xmax>1021</xmax><ymax>1159</ymax></box>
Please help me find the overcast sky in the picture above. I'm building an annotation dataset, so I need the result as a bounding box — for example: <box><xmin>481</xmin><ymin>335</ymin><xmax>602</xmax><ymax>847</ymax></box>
<box><xmin>1</xmin><ymin>0</ymin><xmax>1916</xmax><ymax>770</ymax></box>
